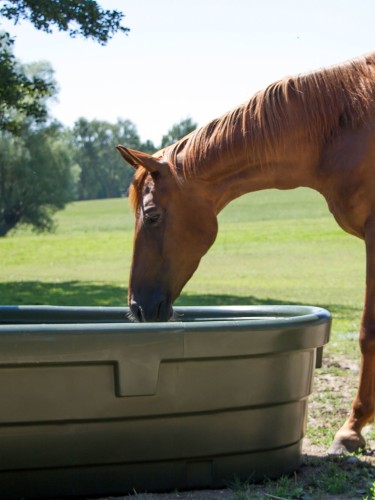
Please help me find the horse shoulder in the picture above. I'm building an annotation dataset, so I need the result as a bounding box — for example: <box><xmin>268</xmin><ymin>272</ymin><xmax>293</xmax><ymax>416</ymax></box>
<box><xmin>317</xmin><ymin>126</ymin><xmax>375</xmax><ymax>238</ymax></box>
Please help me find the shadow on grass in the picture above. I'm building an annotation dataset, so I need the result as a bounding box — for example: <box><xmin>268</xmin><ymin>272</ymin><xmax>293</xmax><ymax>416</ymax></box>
<box><xmin>0</xmin><ymin>281</ymin><xmax>362</xmax><ymax>319</ymax></box>
<box><xmin>0</xmin><ymin>281</ymin><xmax>128</xmax><ymax>307</ymax></box>
<box><xmin>239</xmin><ymin>453</ymin><xmax>375</xmax><ymax>498</ymax></box>
<box><xmin>295</xmin><ymin>453</ymin><xmax>375</xmax><ymax>498</ymax></box>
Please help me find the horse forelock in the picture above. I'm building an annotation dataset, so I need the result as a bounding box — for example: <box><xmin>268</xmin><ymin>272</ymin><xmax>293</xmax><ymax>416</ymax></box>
<box><xmin>128</xmin><ymin>167</ymin><xmax>149</xmax><ymax>213</ymax></box>
<box><xmin>164</xmin><ymin>51</ymin><xmax>375</xmax><ymax>177</ymax></box>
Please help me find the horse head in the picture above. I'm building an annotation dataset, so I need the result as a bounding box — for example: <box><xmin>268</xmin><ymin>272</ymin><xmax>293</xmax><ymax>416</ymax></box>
<box><xmin>117</xmin><ymin>145</ymin><xmax>218</xmax><ymax>322</ymax></box>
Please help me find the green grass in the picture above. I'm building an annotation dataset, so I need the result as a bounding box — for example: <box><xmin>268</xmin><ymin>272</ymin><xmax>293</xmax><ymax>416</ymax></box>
<box><xmin>0</xmin><ymin>188</ymin><xmax>366</xmax><ymax>363</ymax></box>
<box><xmin>0</xmin><ymin>188</ymin><xmax>364</xmax><ymax>333</ymax></box>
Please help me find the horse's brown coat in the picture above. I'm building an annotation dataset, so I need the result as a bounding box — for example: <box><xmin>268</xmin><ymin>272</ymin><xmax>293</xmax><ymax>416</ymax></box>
<box><xmin>118</xmin><ymin>51</ymin><xmax>375</xmax><ymax>454</ymax></box>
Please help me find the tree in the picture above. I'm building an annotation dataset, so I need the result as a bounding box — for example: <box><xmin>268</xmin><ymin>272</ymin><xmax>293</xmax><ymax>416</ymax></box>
<box><xmin>0</xmin><ymin>1</ymin><xmax>130</xmax><ymax>234</ymax></box>
<box><xmin>160</xmin><ymin>117</ymin><xmax>198</xmax><ymax>148</ymax></box>
<box><xmin>0</xmin><ymin>123</ymin><xmax>75</xmax><ymax>236</ymax></box>
<box><xmin>0</xmin><ymin>0</ymin><xmax>129</xmax><ymax>44</ymax></box>
<box><xmin>0</xmin><ymin>1</ymin><xmax>129</xmax><ymax>130</ymax></box>
<box><xmin>71</xmin><ymin>118</ymin><xmax>155</xmax><ymax>200</ymax></box>
<box><xmin>0</xmin><ymin>33</ymin><xmax>55</xmax><ymax>133</ymax></box>
<box><xmin>0</xmin><ymin>33</ymin><xmax>76</xmax><ymax>235</ymax></box>
<box><xmin>0</xmin><ymin>53</ymin><xmax>76</xmax><ymax>236</ymax></box>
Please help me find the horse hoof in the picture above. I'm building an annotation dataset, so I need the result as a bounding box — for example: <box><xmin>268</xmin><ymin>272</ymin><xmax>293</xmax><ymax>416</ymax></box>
<box><xmin>327</xmin><ymin>432</ymin><xmax>366</xmax><ymax>455</ymax></box>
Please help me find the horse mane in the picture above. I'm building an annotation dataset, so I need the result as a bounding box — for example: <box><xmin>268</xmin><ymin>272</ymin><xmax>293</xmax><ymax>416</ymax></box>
<box><xmin>129</xmin><ymin>51</ymin><xmax>375</xmax><ymax>211</ymax></box>
<box><xmin>163</xmin><ymin>51</ymin><xmax>375</xmax><ymax>178</ymax></box>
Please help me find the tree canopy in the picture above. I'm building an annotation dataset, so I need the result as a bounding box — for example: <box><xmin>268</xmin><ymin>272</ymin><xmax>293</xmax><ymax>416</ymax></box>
<box><xmin>71</xmin><ymin>118</ymin><xmax>155</xmax><ymax>200</ymax></box>
<box><xmin>0</xmin><ymin>1</ymin><xmax>129</xmax><ymax>131</ymax></box>
<box><xmin>0</xmin><ymin>0</ymin><xmax>129</xmax><ymax>43</ymax></box>
<box><xmin>161</xmin><ymin>117</ymin><xmax>197</xmax><ymax>148</ymax></box>
<box><xmin>0</xmin><ymin>1</ymin><xmax>131</xmax><ymax>235</ymax></box>
<box><xmin>0</xmin><ymin>33</ymin><xmax>56</xmax><ymax>133</ymax></box>
<box><xmin>0</xmin><ymin>112</ymin><xmax>200</xmax><ymax>235</ymax></box>
<box><xmin>0</xmin><ymin>122</ymin><xmax>74</xmax><ymax>236</ymax></box>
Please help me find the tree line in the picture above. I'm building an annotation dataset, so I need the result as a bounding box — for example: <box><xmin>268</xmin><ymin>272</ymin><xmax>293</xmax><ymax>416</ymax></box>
<box><xmin>0</xmin><ymin>1</ymin><xmax>197</xmax><ymax>236</ymax></box>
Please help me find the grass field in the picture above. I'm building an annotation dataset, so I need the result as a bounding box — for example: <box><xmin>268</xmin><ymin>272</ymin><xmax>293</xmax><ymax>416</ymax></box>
<box><xmin>0</xmin><ymin>188</ymin><xmax>365</xmax><ymax>347</ymax></box>
<box><xmin>0</xmin><ymin>188</ymin><xmax>365</xmax><ymax>318</ymax></box>
<box><xmin>1</xmin><ymin>188</ymin><xmax>375</xmax><ymax>498</ymax></box>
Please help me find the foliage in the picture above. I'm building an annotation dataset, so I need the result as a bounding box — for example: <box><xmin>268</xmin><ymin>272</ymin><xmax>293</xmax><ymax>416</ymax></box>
<box><xmin>71</xmin><ymin>117</ymin><xmax>156</xmax><ymax>200</ymax></box>
<box><xmin>160</xmin><ymin>117</ymin><xmax>197</xmax><ymax>148</ymax></box>
<box><xmin>0</xmin><ymin>122</ymin><xmax>74</xmax><ymax>236</ymax></box>
<box><xmin>0</xmin><ymin>1</ymin><xmax>128</xmax><ymax>132</ymax></box>
<box><xmin>0</xmin><ymin>33</ymin><xmax>56</xmax><ymax>133</ymax></box>
<box><xmin>365</xmin><ymin>481</ymin><xmax>375</xmax><ymax>499</ymax></box>
<box><xmin>0</xmin><ymin>41</ymin><xmax>73</xmax><ymax>236</ymax></box>
<box><xmin>0</xmin><ymin>0</ymin><xmax>129</xmax><ymax>44</ymax></box>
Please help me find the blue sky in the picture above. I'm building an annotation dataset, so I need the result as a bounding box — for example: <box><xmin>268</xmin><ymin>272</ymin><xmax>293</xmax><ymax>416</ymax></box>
<box><xmin>2</xmin><ymin>0</ymin><xmax>375</xmax><ymax>145</ymax></box>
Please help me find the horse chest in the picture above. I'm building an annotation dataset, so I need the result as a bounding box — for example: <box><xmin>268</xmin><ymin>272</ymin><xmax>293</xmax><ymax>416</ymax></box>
<box><xmin>323</xmin><ymin>178</ymin><xmax>374</xmax><ymax>238</ymax></box>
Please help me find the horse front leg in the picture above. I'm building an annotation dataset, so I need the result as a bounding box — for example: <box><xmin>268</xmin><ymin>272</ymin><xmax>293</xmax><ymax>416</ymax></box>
<box><xmin>328</xmin><ymin>223</ymin><xmax>375</xmax><ymax>454</ymax></box>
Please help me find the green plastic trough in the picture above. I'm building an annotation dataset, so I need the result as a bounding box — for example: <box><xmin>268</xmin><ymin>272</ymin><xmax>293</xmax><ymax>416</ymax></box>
<box><xmin>0</xmin><ymin>305</ymin><xmax>330</xmax><ymax>498</ymax></box>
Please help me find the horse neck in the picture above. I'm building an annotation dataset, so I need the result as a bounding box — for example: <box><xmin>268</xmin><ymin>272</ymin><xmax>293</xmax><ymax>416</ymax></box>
<box><xmin>191</xmin><ymin>134</ymin><xmax>321</xmax><ymax>213</ymax></box>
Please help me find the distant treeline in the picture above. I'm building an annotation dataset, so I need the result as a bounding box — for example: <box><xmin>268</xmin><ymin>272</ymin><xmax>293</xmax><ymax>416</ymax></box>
<box><xmin>0</xmin><ymin>12</ymin><xmax>197</xmax><ymax>236</ymax></box>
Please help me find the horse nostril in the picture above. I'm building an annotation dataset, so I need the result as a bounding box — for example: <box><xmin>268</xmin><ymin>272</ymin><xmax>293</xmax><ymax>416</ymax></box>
<box><xmin>156</xmin><ymin>299</ymin><xmax>173</xmax><ymax>322</ymax></box>
<box><xmin>129</xmin><ymin>296</ymin><xmax>173</xmax><ymax>322</ymax></box>
<box><xmin>130</xmin><ymin>301</ymin><xmax>144</xmax><ymax>322</ymax></box>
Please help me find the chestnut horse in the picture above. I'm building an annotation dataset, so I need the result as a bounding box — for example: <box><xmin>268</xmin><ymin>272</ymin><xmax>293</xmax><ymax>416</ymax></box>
<box><xmin>117</xmin><ymin>51</ymin><xmax>375</xmax><ymax>454</ymax></box>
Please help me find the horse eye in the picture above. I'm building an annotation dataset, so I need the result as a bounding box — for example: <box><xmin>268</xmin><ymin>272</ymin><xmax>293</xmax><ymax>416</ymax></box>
<box><xmin>143</xmin><ymin>212</ymin><xmax>162</xmax><ymax>226</ymax></box>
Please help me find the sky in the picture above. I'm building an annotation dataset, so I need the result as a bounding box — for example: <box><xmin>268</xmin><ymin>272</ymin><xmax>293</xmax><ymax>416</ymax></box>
<box><xmin>2</xmin><ymin>0</ymin><xmax>375</xmax><ymax>145</ymax></box>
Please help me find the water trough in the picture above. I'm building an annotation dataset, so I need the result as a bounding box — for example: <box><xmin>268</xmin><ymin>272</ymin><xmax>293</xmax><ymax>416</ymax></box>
<box><xmin>0</xmin><ymin>304</ymin><xmax>330</xmax><ymax>498</ymax></box>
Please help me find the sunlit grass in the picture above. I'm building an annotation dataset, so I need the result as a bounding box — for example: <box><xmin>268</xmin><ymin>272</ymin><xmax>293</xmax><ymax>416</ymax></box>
<box><xmin>0</xmin><ymin>188</ymin><xmax>365</xmax><ymax>337</ymax></box>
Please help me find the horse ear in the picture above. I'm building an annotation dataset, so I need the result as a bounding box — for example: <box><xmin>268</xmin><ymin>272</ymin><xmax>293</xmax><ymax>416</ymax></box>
<box><xmin>116</xmin><ymin>145</ymin><xmax>159</xmax><ymax>173</ymax></box>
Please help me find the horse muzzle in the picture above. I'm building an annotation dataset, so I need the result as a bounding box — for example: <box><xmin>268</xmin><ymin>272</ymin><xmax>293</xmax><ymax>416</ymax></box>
<box><xmin>129</xmin><ymin>294</ymin><xmax>173</xmax><ymax>322</ymax></box>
